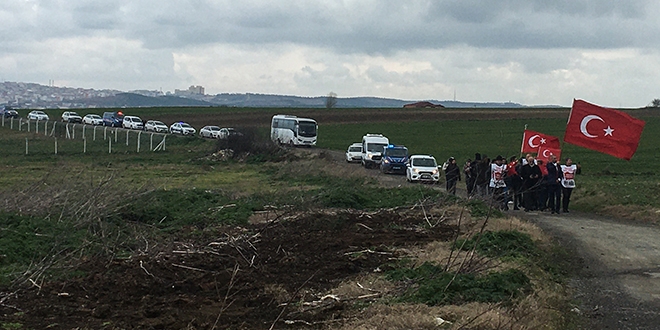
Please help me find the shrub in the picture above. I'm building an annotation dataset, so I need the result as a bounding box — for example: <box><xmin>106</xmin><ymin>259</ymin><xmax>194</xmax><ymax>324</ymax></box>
<box><xmin>466</xmin><ymin>199</ymin><xmax>503</xmax><ymax>218</ymax></box>
<box><xmin>386</xmin><ymin>262</ymin><xmax>531</xmax><ymax>305</ymax></box>
<box><xmin>455</xmin><ymin>230</ymin><xmax>538</xmax><ymax>259</ymax></box>
<box><xmin>215</xmin><ymin>127</ymin><xmax>289</xmax><ymax>163</ymax></box>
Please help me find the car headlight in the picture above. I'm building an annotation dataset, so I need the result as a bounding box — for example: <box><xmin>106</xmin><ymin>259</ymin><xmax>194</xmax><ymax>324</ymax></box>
<box><xmin>432</xmin><ymin>169</ymin><xmax>439</xmax><ymax>175</ymax></box>
<box><xmin>383</xmin><ymin>159</ymin><xmax>390</xmax><ymax>164</ymax></box>
<box><xmin>413</xmin><ymin>168</ymin><xmax>419</xmax><ymax>173</ymax></box>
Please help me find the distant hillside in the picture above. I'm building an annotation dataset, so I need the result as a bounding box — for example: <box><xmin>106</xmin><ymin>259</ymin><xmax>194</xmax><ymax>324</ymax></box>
<box><xmin>81</xmin><ymin>92</ymin><xmax>534</xmax><ymax>108</ymax></box>
<box><xmin>71</xmin><ymin>93</ymin><xmax>215</xmax><ymax>107</ymax></box>
<box><xmin>2</xmin><ymin>80</ymin><xmax>557</xmax><ymax>108</ymax></box>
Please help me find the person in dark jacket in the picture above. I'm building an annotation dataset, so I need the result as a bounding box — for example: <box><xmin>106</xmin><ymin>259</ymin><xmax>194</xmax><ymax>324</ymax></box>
<box><xmin>444</xmin><ymin>157</ymin><xmax>461</xmax><ymax>195</ymax></box>
<box><xmin>536</xmin><ymin>159</ymin><xmax>549</xmax><ymax>211</ymax></box>
<box><xmin>467</xmin><ymin>153</ymin><xmax>481</xmax><ymax>197</ymax></box>
<box><xmin>545</xmin><ymin>155</ymin><xmax>563</xmax><ymax>214</ymax></box>
<box><xmin>520</xmin><ymin>155</ymin><xmax>542</xmax><ymax>211</ymax></box>
<box><xmin>475</xmin><ymin>155</ymin><xmax>490</xmax><ymax>197</ymax></box>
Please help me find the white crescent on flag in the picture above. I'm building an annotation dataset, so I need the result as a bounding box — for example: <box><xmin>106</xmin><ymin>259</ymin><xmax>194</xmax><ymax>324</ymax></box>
<box><xmin>528</xmin><ymin>134</ymin><xmax>541</xmax><ymax>148</ymax></box>
<box><xmin>542</xmin><ymin>149</ymin><xmax>552</xmax><ymax>158</ymax></box>
<box><xmin>580</xmin><ymin>115</ymin><xmax>604</xmax><ymax>138</ymax></box>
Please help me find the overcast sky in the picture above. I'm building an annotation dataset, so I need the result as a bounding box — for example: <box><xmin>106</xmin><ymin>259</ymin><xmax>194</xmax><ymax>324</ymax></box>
<box><xmin>2</xmin><ymin>0</ymin><xmax>659</xmax><ymax>107</ymax></box>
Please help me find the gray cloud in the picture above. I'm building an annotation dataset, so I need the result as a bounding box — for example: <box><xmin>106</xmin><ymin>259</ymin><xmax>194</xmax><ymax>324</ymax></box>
<box><xmin>1</xmin><ymin>0</ymin><xmax>660</xmax><ymax>106</ymax></box>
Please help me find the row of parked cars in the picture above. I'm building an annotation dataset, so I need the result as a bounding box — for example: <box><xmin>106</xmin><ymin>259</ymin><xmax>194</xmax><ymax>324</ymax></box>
<box><xmin>345</xmin><ymin>133</ymin><xmax>441</xmax><ymax>184</ymax></box>
<box><xmin>10</xmin><ymin>109</ymin><xmax>240</xmax><ymax>139</ymax></box>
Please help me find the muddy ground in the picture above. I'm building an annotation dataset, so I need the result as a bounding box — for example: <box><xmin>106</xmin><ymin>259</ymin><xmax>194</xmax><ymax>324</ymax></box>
<box><xmin>1</xmin><ymin>209</ymin><xmax>456</xmax><ymax>329</ymax></box>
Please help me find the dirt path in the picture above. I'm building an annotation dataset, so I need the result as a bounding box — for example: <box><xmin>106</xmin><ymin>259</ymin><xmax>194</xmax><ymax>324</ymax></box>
<box><xmin>311</xmin><ymin>147</ymin><xmax>660</xmax><ymax>329</ymax></box>
<box><xmin>521</xmin><ymin>211</ymin><xmax>660</xmax><ymax>329</ymax></box>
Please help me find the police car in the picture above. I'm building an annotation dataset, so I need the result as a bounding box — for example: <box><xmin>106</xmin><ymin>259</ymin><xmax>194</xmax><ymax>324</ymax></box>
<box><xmin>406</xmin><ymin>155</ymin><xmax>440</xmax><ymax>183</ymax></box>
<box><xmin>169</xmin><ymin>122</ymin><xmax>196</xmax><ymax>136</ymax></box>
<box><xmin>380</xmin><ymin>145</ymin><xmax>408</xmax><ymax>174</ymax></box>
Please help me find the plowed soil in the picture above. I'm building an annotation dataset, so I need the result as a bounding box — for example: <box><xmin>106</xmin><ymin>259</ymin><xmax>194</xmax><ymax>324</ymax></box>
<box><xmin>2</xmin><ymin>210</ymin><xmax>456</xmax><ymax>329</ymax></box>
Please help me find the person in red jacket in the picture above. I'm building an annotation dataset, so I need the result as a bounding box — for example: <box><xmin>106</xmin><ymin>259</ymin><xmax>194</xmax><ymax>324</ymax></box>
<box><xmin>504</xmin><ymin>156</ymin><xmax>522</xmax><ymax>210</ymax></box>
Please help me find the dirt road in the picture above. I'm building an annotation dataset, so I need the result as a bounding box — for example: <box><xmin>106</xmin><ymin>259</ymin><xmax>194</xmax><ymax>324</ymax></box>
<box><xmin>524</xmin><ymin>212</ymin><xmax>660</xmax><ymax>329</ymax></box>
<box><xmin>318</xmin><ymin>147</ymin><xmax>660</xmax><ymax>329</ymax></box>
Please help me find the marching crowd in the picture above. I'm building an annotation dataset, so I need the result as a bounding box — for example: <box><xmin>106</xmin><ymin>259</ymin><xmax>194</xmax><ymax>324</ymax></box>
<box><xmin>443</xmin><ymin>153</ymin><xmax>580</xmax><ymax>214</ymax></box>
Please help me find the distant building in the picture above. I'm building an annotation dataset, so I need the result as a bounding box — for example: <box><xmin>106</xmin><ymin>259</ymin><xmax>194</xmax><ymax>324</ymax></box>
<box><xmin>175</xmin><ymin>85</ymin><xmax>205</xmax><ymax>96</ymax></box>
<box><xmin>403</xmin><ymin>101</ymin><xmax>444</xmax><ymax>108</ymax></box>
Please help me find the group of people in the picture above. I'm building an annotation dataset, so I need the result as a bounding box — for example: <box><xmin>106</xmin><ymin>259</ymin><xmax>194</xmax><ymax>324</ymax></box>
<box><xmin>443</xmin><ymin>153</ymin><xmax>579</xmax><ymax>214</ymax></box>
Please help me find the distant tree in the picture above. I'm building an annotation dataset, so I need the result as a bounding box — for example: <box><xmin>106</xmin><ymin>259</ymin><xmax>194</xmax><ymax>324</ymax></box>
<box><xmin>326</xmin><ymin>92</ymin><xmax>337</xmax><ymax>109</ymax></box>
<box><xmin>651</xmin><ymin>99</ymin><xmax>660</xmax><ymax>107</ymax></box>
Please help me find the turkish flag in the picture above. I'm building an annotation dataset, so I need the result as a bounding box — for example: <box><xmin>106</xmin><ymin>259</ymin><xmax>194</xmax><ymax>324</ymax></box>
<box><xmin>564</xmin><ymin>99</ymin><xmax>645</xmax><ymax>160</ymax></box>
<box><xmin>521</xmin><ymin>130</ymin><xmax>561</xmax><ymax>153</ymax></box>
<box><xmin>537</xmin><ymin>146</ymin><xmax>561</xmax><ymax>162</ymax></box>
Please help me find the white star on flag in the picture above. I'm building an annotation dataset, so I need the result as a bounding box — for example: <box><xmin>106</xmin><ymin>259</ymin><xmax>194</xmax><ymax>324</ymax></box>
<box><xmin>540</xmin><ymin>138</ymin><xmax>546</xmax><ymax>144</ymax></box>
<box><xmin>603</xmin><ymin>126</ymin><xmax>614</xmax><ymax>136</ymax></box>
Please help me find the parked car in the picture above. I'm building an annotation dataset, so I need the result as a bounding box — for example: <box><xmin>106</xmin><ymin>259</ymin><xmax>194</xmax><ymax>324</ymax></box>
<box><xmin>61</xmin><ymin>111</ymin><xmax>82</xmax><ymax>123</ymax></box>
<box><xmin>103</xmin><ymin>111</ymin><xmax>124</xmax><ymax>127</ymax></box>
<box><xmin>145</xmin><ymin>120</ymin><xmax>169</xmax><ymax>133</ymax></box>
<box><xmin>345</xmin><ymin>143</ymin><xmax>363</xmax><ymax>163</ymax></box>
<box><xmin>218</xmin><ymin>127</ymin><xmax>242</xmax><ymax>139</ymax></box>
<box><xmin>0</xmin><ymin>106</ymin><xmax>18</xmax><ymax>118</ymax></box>
<box><xmin>82</xmin><ymin>114</ymin><xmax>103</xmax><ymax>125</ymax></box>
<box><xmin>200</xmin><ymin>125</ymin><xmax>221</xmax><ymax>138</ymax></box>
<box><xmin>122</xmin><ymin>115</ymin><xmax>144</xmax><ymax>130</ymax></box>
<box><xmin>27</xmin><ymin>110</ymin><xmax>49</xmax><ymax>121</ymax></box>
<box><xmin>380</xmin><ymin>145</ymin><xmax>409</xmax><ymax>174</ymax></box>
<box><xmin>406</xmin><ymin>155</ymin><xmax>440</xmax><ymax>183</ymax></box>
<box><xmin>169</xmin><ymin>122</ymin><xmax>196</xmax><ymax>136</ymax></box>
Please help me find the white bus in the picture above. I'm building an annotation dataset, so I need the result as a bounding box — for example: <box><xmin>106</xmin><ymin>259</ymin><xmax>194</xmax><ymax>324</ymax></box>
<box><xmin>271</xmin><ymin>115</ymin><xmax>318</xmax><ymax>146</ymax></box>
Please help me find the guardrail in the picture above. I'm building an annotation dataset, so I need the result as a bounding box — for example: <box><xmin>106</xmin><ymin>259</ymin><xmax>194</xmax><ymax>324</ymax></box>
<box><xmin>1</xmin><ymin>116</ymin><xmax>167</xmax><ymax>155</ymax></box>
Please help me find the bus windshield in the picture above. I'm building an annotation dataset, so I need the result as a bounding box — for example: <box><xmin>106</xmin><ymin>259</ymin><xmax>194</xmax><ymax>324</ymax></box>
<box><xmin>297</xmin><ymin>121</ymin><xmax>317</xmax><ymax>137</ymax></box>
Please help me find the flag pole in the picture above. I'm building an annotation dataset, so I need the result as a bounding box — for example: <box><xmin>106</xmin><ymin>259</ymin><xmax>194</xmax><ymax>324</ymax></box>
<box><xmin>520</xmin><ymin>124</ymin><xmax>528</xmax><ymax>159</ymax></box>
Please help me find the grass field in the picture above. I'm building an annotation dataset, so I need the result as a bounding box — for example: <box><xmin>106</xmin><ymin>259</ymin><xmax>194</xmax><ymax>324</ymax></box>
<box><xmin>2</xmin><ymin>110</ymin><xmax>659</xmax><ymax>214</ymax></box>
<box><xmin>317</xmin><ymin>116</ymin><xmax>660</xmax><ymax>217</ymax></box>
<box><xmin>3</xmin><ymin>107</ymin><xmax>655</xmax><ymax>329</ymax></box>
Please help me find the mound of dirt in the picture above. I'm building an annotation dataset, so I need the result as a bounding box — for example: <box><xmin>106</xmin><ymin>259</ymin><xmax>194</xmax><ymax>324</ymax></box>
<box><xmin>2</xmin><ymin>209</ymin><xmax>457</xmax><ymax>329</ymax></box>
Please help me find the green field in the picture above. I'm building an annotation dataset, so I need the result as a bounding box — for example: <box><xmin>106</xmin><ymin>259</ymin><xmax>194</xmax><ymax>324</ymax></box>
<box><xmin>317</xmin><ymin>117</ymin><xmax>660</xmax><ymax>214</ymax></box>
<box><xmin>2</xmin><ymin>111</ymin><xmax>659</xmax><ymax>214</ymax></box>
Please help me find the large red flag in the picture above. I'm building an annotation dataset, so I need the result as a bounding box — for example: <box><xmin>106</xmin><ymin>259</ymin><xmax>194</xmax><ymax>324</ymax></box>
<box><xmin>537</xmin><ymin>146</ymin><xmax>561</xmax><ymax>163</ymax></box>
<box><xmin>521</xmin><ymin>130</ymin><xmax>561</xmax><ymax>153</ymax></box>
<box><xmin>564</xmin><ymin>99</ymin><xmax>645</xmax><ymax>160</ymax></box>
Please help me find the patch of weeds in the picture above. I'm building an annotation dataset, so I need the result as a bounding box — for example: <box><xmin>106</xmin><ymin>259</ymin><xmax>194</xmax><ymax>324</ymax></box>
<box><xmin>0</xmin><ymin>212</ymin><xmax>87</xmax><ymax>285</ymax></box>
<box><xmin>466</xmin><ymin>199</ymin><xmax>503</xmax><ymax>218</ymax></box>
<box><xmin>1</xmin><ymin>323</ymin><xmax>23</xmax><ymax>330</ymax></box>
<box><xmin>318</xmin><ymin>183</ymin><xmax>449</xmax><ymax>210</ymax></box>
<box><xmin>117</xmin><ymin>189</ymin><xmax>262</xmax><ymax>229</ymax></box>
<box><xmin>386</xmin><ymin>262</ymin><xmax>531</xmax><ymax>305</ymax></box>
<box><xmin>454</xmin><ymin>230</ymin><xmax>538</xmax><ymax>260</ymax></box>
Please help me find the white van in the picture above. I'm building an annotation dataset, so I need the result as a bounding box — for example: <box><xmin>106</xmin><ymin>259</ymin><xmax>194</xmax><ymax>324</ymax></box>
<box><xmin>361</xmin><ymin>134</ymin><xmax>389</xmax><ymax>168</ymax></box>
<box><xmin>122</xmin><ymin>115</ymin><xmax>144</xmax><ymax>130</ymax></box>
